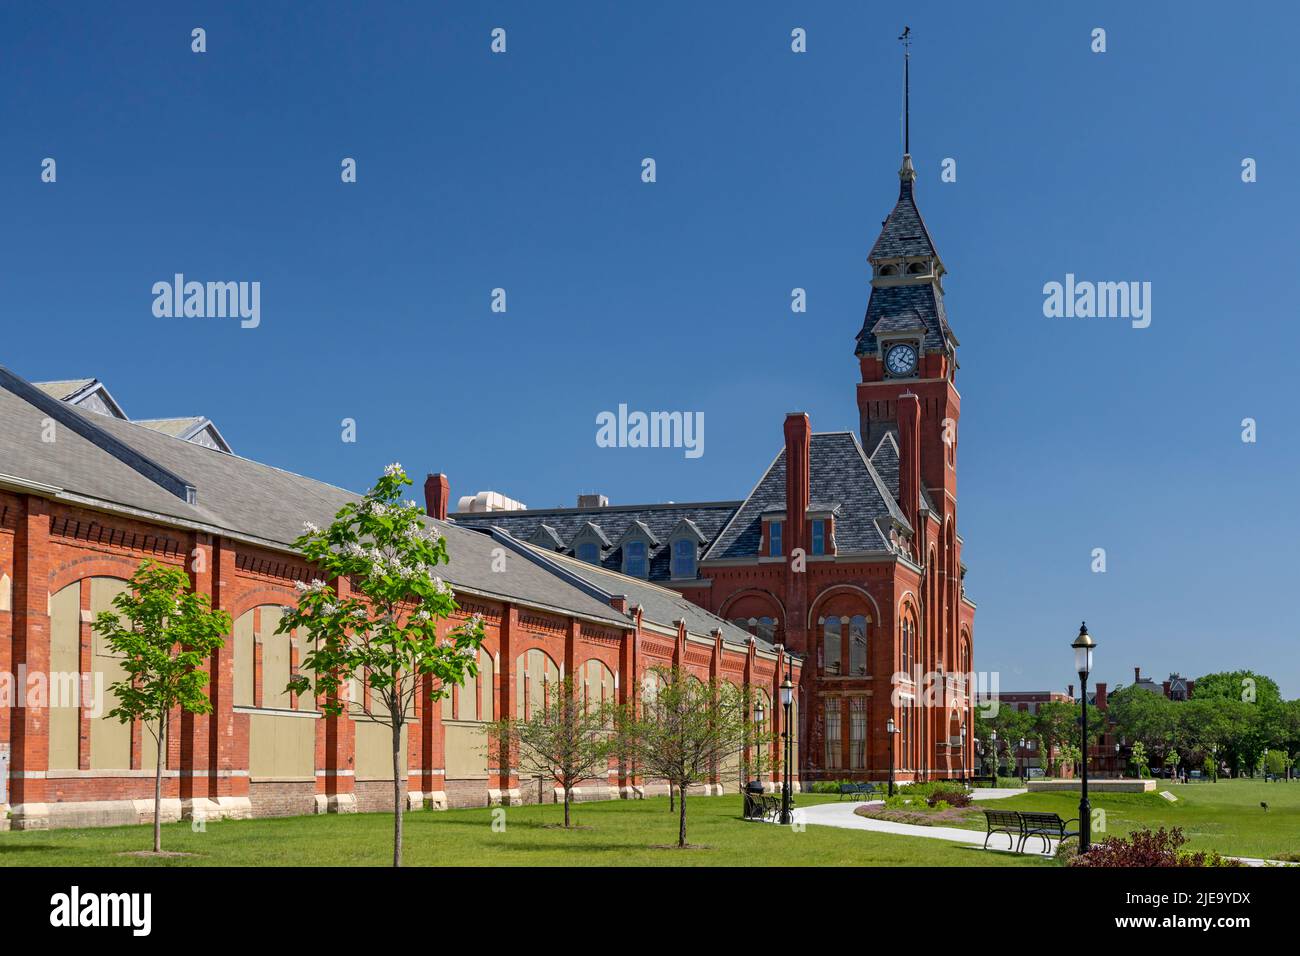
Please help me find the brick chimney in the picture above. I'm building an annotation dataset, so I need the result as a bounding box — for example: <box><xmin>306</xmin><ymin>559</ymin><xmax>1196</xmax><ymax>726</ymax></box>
<box><xmin>1095</xmin><ymin>682</ymin><xmax>1108</xmax><ymax>710</ymax></box>
<box><xmin>783</xmin><ymin>412</ymin><xmax>810</xmax><ymax>556</ymax></box>
<box><xmin>1134</xmin><ymin>666</ymin><xmax>1142</xmax><ymax>683</ymax></box>
<box><xmin>896</xmin><ymin>392</ymin><xmax>921</xmax><ymax>534</ymax></box>
<box><xmin>1067</xmin><ymin>683</ymin><xmax>1074</xmax><ymax>700</ymax></box>
<box><xmin>424</xmin><ymin>473</ymin><xmax>451</xmax><ymax>520</ymax></box>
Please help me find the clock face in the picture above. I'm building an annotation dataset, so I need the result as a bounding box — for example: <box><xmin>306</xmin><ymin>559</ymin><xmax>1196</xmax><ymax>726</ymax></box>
<box><xmin>886</xmin><ymin>343</ymin><xmax>918</xmax><ymax>376</ymax></box>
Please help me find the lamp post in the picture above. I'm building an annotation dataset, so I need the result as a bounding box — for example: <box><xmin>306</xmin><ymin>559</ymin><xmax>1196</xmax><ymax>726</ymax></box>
<box><xmin>960</xmin><ymin>721</ymin><xmax>967</xmax><ymax>785</ymax></box>
<box><xmin>886</xmin><ymin>716</ymin><xmax>898</xmax><ymax>796</ymax></box>
<box><xmin>1019</xmin><ymin>737</ymin><xmax>1027</xmax><ymax>781</ymax></box>
<box><xmin>754</xmin><ymin>699</ymin><xmax>765</xmax><ymax>789</ymax></box>
<box><xmin>1072</xmin><ymin>621</ymin><xmax>1096</xmax><ymax>852</ymax></box>
<box><xmin>779</xmin><ymin>670</ymin><xmax>793</xmax><ymax>825</ymax></box>
<box><xmin>990</xmin><ymin>729</ymin><xmax>997</xmax><ymax>779</ymax></box>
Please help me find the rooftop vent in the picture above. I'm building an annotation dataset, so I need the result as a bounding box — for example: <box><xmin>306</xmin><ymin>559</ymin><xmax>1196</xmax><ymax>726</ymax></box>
<box><xmin>456</xmin><ymin>491</ymin><xmax>527</xmax><ymax>513</ymax></box>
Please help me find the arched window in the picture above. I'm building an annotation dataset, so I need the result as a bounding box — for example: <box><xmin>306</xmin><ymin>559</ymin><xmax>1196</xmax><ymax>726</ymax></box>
<box><xmin>849</xmin><ymin>615</ymin><xmax>868</xmax><ymax>676</ymax></box>
<box><xmin>756</xmin><ymin>616</ymin><xmax>776</xmax><ymax>643</ymax></box>
<box><xmin>900</xmin><ymin>611</ymin><xmax>915</xmax><ymax>675</ymax></box>
<box><xmin>581</xmin><ymin>658</ymin><xmax>616</xmax><ymax>712</ymax></box>
<box><xmin>879</xmin><ymin>264</ymin><xmax>900</xmax><ymax>277</ymax></box>
<box><xmin>907</xmin><ymin>261</ymin><xmax>927</xmax><ymax>275</ymax></box>
<box><xmin>823</xmin><ymin>618</ymin><xmax>842</xmax><ymax>676</ymax></box>
<box><xmin>515</xmin><ymin>648</ymin><xmax>559</xmax><ymax>717</ymax></box>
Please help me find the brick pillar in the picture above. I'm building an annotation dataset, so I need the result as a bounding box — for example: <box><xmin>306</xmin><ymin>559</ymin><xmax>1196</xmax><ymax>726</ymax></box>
<box><xmin>316</xmin><ymin>573</ymin><xmax>356</xmax><ymax>814</ymax></box>
<box><xmin>495</xmin><ymin>605</ymin><xmax>518</xmax><ymax>804</ymax></box>
<box><xmin>180</xmin><ymin>533</ymin><xmax>213</xmax><ymax>809</ymax></box>
<box><xmin>204</xmin><ymin>535</ymin><xmax>250</xmax><ymax>819</ymax></box>
<box><xmin>10</xmin><ymin>496</ymin><xmax>51</xmax><ymax>827</ymax></box>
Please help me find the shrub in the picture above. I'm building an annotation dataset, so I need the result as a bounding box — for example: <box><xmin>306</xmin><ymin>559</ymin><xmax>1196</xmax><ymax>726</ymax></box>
<box><xmin>1054</xmin><ymin>835</ymin><xmax>1079</xmax><ymax>864</ymax></box>
<box><xmin>1068</xmin><ymin>827</ymin><xmax>1243</xmax><ymax>868</ymax></box>
<box><xmin>925</xmin><ymin>787</ymin><xmax>972</xmax><ymax>808</ymax></box>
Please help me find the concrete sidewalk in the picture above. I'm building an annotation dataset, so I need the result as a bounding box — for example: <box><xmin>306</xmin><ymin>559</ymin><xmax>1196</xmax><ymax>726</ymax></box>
<box><xmin>792</xmin><ymin>800</ymin><xmax>1056</xmax><ymax>855</ymax></box>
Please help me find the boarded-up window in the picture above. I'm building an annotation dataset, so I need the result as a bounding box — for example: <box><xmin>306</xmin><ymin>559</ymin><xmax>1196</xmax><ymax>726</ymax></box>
<box><xmin>354</xmin><ymin>720</ymin><xmax>408</xmax><ymax>780</ymax></box>
<box><xmin>478</xmin><ymin>649</ymin><xmax>494</xmax><ymax>722</ymax></box>
<box><xmin>515</xmin><ymin>648</ymin><xmax>559</xmax><ymax>717</ymax></box>
<box><xmin>259</xmin><ymin>607</ymin><xmax>292</xmax><ymax>709</ymax></box>
<box><xmin>249</xmin><ymin>713</ymin><xmax>316</xmax><ymax>780</ymax></box>
<box><xmin>233</xmin><ymin>610</ymin><xmax>255</xmax><ymax>707</ymax></box>
<box><xmin>48</xmin><ymin>582</ymin><xmax>81</xmax><ymax>771</ymax></box>
<box><xmin>581</xmin><ymin>658</ymin><xmax>615</xmax><ymax>712</ymax></box>
<box><xmin>89</xmin><ymin>577</ymin><xmax>131</xmax><ymax>770</ymax></box>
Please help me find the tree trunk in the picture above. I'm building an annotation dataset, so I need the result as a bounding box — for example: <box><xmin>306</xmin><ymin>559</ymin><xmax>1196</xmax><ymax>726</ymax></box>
<box><xmin>564</xmin><ymin>785</ymin><xmax>572</xmax><ymax>828</ymax></box>
<box><xmin>153</xmin><ymin>715</ymin><xmax>166</xmax><ymax>853</ymax></box>
<box><xmin>669</xmin><ymin>785</ymin><xmax>674</xmax><ymax>813</ymax></box>
<box><xmin>392</xmin><ymin>720</ymin><xmax>403</xmax><ymax>868</ymax></box>
<box><xmin>678</xmin><ymin>783</ymin><xmax>687</xmax><ymax>848</ymax></box>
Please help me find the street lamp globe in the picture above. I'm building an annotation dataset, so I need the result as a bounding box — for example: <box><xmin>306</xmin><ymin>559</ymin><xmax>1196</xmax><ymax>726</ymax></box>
<box><xmin>780</xmin><ymin>676</ymin><xmax>793</xmax><ymax>707</ymax></box>
<box><xmin>1072</xmin><ymin>621</ymin><xmax>1096</xmax><ymax>680</ymax></box>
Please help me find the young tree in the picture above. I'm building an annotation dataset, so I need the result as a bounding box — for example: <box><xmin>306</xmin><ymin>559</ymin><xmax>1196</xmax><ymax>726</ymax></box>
<box><xmin>619</xmin><ymin>667</ymin><xmax>752</xmax><ymax>848</ymax></box>
<box><xmin>93</xmin><ymin>560</ymin><xmax>231</xmax><ymax>853</ymax></box>
<box><xmin>487</xmin><ymin>675</ymin><xmax>616</xmax><ymax>828</ymax></box>
<box><xmin>280</xmin><ymin>464</ymin><xmax>484</xmax><ymax>867</ymax></box>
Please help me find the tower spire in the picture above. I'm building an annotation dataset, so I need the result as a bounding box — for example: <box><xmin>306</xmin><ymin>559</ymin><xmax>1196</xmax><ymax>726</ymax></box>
<box><xmin>899</xmin><ymin>26</ymin><xmax>911</xmax><ymax>156</ymax></box>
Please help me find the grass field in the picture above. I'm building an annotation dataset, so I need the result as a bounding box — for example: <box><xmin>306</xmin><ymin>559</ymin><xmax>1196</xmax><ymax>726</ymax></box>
<box><xmin>987</xmin><ymin>779</ymin><xmax>1300</xmax><ymax>860</ymax></box>
<box><xmin>868</xmin><ymin>779</ymin><xmax>1300</xmax><ymax>860</ymax></box>
<box><xmin>0</xmin><ymin>793</ymin><xmax>1051</xmax><ymax>868</ymax></box>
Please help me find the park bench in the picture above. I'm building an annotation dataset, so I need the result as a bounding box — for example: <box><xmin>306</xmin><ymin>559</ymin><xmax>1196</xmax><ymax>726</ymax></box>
<box><xmin>981</xmin><ymin>809</ymin><xmax>1080</xmax><ymax>854</ymax></box>
<box><xmin>1017</xmin><ymin>811</ymin><xmax>1079</xmax><ymax>854</ymax></box>
<box><xmin>982</xmin><ymin>809</ymin><xmax>1023</xmax><ymax>851</ymax></box>
<box><xmin>838</xmin><ymin>782</ymin><xmax>881</xmax><ymax>801</ymax></box>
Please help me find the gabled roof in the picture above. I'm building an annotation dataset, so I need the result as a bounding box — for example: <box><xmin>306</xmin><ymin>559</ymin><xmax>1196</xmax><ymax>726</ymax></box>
<box><xmin>490</xmin><ymin>529</ymin><xmax>771</xmax><ymax>651</ymax></box>
<box><xmin>704</xmin><ymin>432</ymin><xmax>909</xmax><ymax>560</ymax></box>
<box><xmin>667</xmin><ymin>517</ymin><xmax>708</xmax><ymax>543</ymax></box>
<box><xmin>615</xmin><ymin>519</ymin><xmax>660</xmax><ymax>548</ymax></box>
<box><xmin>33</xmin><ymin>378</ymin><xmax>128</xmax><ymax>419</ymax></box>
<box><xmin>135</xmin><ymin>416</ymin><xmax>233</xmax><ymax>454</ymax></box>
<box><xmin>868</xmin><ymin>171</ymin><xmax>940</xmax><ymax>263</ymax></box>
<box><xmin>528</xmin><ymin>523</ymin><xmax>566</xmax><ymax>550</ymax></box>
<box><xmin>0</xmin><ymin>366</ymin><xmax>628</xmax><ymax>628</ymax></box>
<box><xmin>572</xmin><ymin>521</ymin><xmax>613</xmax><ymax>548</ymax></box>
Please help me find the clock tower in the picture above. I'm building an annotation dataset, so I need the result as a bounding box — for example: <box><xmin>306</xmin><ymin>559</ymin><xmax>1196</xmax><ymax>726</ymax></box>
<box><xmin>856</xmin><ymin>150</ymin><xmax>972</xmax><ymax>777</ymax></box>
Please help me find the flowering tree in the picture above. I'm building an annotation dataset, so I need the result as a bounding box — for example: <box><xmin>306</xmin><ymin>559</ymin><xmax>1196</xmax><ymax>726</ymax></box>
<box><xmin>279</xmin><ymin>464</ymin><xmax>484</xmax><ymax>867</ymax></box>
<box><xmin>93</xmin><ymin>560</ymin><xmax>231</xmax><ymax>853</ymax></box>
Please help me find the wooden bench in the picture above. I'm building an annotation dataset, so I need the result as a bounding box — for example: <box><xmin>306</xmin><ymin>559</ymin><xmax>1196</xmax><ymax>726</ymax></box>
<box><xmin>838</xmin><ymin>782</ymin><xmax>880</xmax><ymax>801</ymax></box>
<box><xmin>982</xmin><ymin>809</ymin><xmax>1022</xmax><ymax>851</ymax></box>
<box><xmin>1017</xmin><ymin>811</ymin><xmax>1079</xmax><ymax>853</ymax></box>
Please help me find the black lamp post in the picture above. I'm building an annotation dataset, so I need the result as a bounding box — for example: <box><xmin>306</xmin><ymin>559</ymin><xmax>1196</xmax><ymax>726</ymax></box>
<box><xmin>754</xmin><ymin>699</ymin><xmax>765</xmax><ymax>789</ymax></box>
<box><xmin>990</xmin><ymin>729</ymin><xmax>997</xmax><ymax>779</ymax></box>
<box><xmin>960</xmin><ymin>721</ymin><xmax>967</xmax><ymax>785</ymax></box>
<box><xmin>1019</xmin><ymin>737</ymin><xmax>1027</xmax><ymax>781</ymax></box>
<box><xmin>886</xmin><ymin>716</ymin><xmax>898</xmax><ymax>796</ymax></box>
<box><xmin>779</xmin><ymin>670</ymin><xmax>794</xmax><ymax>825</ymax></box>
<box><xmin>1073</xmin><ymin>621</ymin><xmax>1096</xmax><ymax>852</ymax></box>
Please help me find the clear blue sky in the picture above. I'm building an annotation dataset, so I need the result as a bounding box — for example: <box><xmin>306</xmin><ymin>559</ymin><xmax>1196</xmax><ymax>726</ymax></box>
<box><xmin>4</xmin><ymin>2</ymin><xmax>1297</xmax><ymax>695</ymax></box>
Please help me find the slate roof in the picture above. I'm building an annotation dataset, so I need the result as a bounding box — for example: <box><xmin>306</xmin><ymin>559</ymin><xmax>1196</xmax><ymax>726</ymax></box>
<box><xmin>453</xmin><ymin>500</ymin><xmax>741</xmax><ymax>580</ymax></box>
<box><xmin>492</xmin><ymin>530</ymin><xmax>770</xmax><ymax>650</ymax></box>
<box><xmin>856</xmin><ymin>282</ymin><xmax>953</xmax><ymax>358</ymax></box>
<box><xmin>704</xmin><ymin>432</ymin><xmax>909</xmax><ymax>560</ymax></box>
<box><xmin>868</xmin><ymin>178</ymin><xmax>939</xmax><ymax>262</ymax></box>
<box><xmin>0</xmin><ymin>366</ymin><xmax>627</xmax><ymax>627</ymax></box>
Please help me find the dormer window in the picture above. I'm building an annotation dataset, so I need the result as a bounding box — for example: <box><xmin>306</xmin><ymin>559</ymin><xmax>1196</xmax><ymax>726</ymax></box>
<box><xmin>671</xmin><ymin>538</ymin><xmax>696</xmax><ymax>579</ymax></box>
<box><xmin>577</xmin><ymin>542</ymin><xmax>600</xmax><ymax>564</ymax></box>
<box><xmin>571</xmin><ymin>520</ymin><xmax>611</xmax><ymax>566</ymax></box>
<box><xmin>811</xmin><ymin>519</ymin><xmax>826</xmax><ymax>555</ymax></box>
<box><xmin>623</xmin><ymin>540</ymin><xmax>647</xmax><ymax>578</ymax></box>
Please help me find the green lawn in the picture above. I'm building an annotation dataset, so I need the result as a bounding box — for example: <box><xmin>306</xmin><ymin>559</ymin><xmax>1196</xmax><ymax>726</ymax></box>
<box><xmin>0</xmin><ymin>794</ymin><xmax>1049</xmax><ymax>867</ymax></box>
<box><xmin>976</xmin><ymin>779</ymin><xmax>1300</xmax><ymax>860</ymax></box>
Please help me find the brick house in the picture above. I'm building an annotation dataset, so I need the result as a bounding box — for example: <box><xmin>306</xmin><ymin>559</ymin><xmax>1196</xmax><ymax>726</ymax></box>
<box><xmin>456</xmin><ymin>153</ymin><xmax>978</xmax><ymax>785</ymax></box>
<box><xmin>0</xmin><ymin>367</ymin><xmax>798</xmax><ymax>830</ymax></box>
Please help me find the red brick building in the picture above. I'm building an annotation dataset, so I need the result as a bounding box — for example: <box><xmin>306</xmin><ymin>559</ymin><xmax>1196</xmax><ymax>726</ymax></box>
<box><xmin>457</xmin><ymin>153</ymin><xmax>978</xmax><ymax>785</ymax></box>
<box><xmin>0</xmin><ymin>368</ymin><xmax>799</xmax><ymax>830</ymax></box>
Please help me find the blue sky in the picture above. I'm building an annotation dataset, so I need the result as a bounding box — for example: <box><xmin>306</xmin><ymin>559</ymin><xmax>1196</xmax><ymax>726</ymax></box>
<box><xmin>4</xmin><ymin>2</ymin><xmax>1297</xmax><ymax>695</ymax></box>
